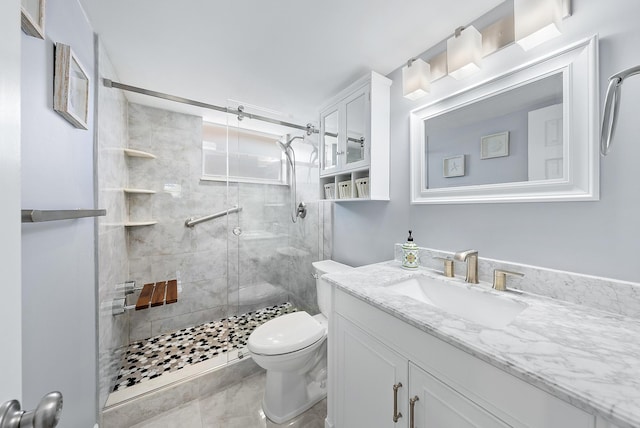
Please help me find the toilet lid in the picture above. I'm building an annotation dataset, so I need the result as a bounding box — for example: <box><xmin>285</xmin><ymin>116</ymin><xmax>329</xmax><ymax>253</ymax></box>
<box><xmin>248</xmin><ymin>311</ymin><xmax>326</xmax><ymax>355</ymax></box>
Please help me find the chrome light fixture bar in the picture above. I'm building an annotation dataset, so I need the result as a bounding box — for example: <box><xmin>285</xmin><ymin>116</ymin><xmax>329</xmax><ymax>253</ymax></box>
<box><xmin>402</xmin><ymin>0</ymin><xmax>571</xmax><ymax>100</ymax></box>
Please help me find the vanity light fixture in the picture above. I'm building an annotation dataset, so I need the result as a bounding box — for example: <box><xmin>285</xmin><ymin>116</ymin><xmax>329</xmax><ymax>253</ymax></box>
<box><xmin>402</xmin><ymin>58</ymin><xmax>431</xmax><ymax>100</ymax></box>
<box><xmin>447</xmin><ymin>26</ymin><xmax>482</xmax><ymax>80</ymax></box>
<box><xmin>514</xmin><ymin>0</ymin><xmax>563</xmax><ymax>51</ymax></box>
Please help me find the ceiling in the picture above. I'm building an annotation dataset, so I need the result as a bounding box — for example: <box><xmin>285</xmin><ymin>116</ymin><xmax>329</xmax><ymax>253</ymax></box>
<box><xmin>80</xmin><ymin>0</ymin><xmax>505</xmax><ymax>124</ymax></box>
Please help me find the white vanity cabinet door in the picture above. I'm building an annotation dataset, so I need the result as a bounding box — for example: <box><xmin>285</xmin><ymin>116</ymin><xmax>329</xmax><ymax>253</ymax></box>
<box><xmin>335</xmin><ymin>314</ymin><xmax>408</xmax><ymax>428</ymax></box>
<box><xmin>409</xmin><ymin>362</ymin><xmax>509</xmax><ymax>428</ymax></box>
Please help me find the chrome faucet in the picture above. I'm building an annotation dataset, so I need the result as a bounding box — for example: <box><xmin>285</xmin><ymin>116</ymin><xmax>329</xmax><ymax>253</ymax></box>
<box><xmin>453</xmin><ymin>249</ymin><xmax>479</xmax><ymax>284</ymax></box>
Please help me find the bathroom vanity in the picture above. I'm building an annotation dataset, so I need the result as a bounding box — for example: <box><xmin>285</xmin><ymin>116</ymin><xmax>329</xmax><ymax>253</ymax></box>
<box><xmin>324</xmin><ymin>262</ymin><xmax>640</xmax><ymax>428</ymax></box>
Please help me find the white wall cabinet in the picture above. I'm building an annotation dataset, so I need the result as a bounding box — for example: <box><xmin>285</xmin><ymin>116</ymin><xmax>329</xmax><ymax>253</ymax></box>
<box><xmin>328</xmin><ymin>288</ymin><xmax>596</xmax><ymax>428</ymax></box>
<box><xmin>319</xmin><ymin>71</ymin><xmax>391</xmax><ymax>201</ymax></box>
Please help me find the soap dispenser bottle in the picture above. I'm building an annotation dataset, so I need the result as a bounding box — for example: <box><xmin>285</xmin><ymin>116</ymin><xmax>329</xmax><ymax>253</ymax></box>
<box><xmin>402</xmin><ymin>230</ymin><xmax>419</xmax><ymax>269</ymax></box>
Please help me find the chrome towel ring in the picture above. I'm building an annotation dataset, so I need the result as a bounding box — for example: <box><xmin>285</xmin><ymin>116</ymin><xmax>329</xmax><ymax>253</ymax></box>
<box><xmin>601</xmin><ymin>65</ymin><xmax>640</xmax><ymax>156</ymax></box>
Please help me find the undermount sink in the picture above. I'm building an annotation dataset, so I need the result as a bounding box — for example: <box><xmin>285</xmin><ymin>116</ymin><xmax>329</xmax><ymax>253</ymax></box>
<box><xmin>387</xmin><ymin>275</ymin><xmax>528</xmax><ymax>329</ymax></box>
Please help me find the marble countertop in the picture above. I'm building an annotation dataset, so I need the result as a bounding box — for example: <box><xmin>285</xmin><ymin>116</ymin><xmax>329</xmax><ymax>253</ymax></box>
<box><xmin>324</xmin><ymin>261</ymin><xmax>640</xmax><ymax>428</ymax></box>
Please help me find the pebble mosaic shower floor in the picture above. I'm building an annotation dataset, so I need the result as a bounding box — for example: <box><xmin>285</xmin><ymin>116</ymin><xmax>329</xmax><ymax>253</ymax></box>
<box><xmin>112</xmin><ymin>303</ymin><xmax>296</xmax><ymax>392</ymax></box>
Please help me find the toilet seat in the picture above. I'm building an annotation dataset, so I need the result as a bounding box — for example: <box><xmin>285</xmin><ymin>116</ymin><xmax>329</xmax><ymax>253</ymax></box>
<box><xmin>248</xmin><ymin>312</ymin><xmax>325</xmax><ymax>356</ymax></box>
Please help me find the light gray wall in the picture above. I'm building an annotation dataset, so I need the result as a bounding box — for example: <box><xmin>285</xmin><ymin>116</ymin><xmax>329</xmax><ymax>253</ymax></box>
<box><xmin>334</xmin><ymin>0</ymin><xmax>640</xmax><ymax>283</ymax></box>
<box><xmin>20</xmin><ymin>0</ymin><xmax>97</xmax><ymax>426</ymax></box>
<box><xmin>0</xmin><ymin>0</ymin><xmax>22</xmax><ymax>404</ymax></box>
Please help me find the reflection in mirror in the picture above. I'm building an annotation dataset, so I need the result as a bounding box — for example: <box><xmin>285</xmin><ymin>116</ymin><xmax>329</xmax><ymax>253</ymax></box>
<box><xmin>322</xmin><ymin>109</ymin><xmax>339</xmax><ymax>171</ymax></box>
<box><xmin>410</xmin><ymin>36</ymin><xmax>599</xmax><ymax>204</ymax></box>
<box><xmin>425</xmin><ymin>73</ymin><xmax>563</xmax><ymax>189</ymax></box>
<box><xmin>346</xmin><ymin>93</ymin><xmax>367</xmax><ymax>164</ymax></box>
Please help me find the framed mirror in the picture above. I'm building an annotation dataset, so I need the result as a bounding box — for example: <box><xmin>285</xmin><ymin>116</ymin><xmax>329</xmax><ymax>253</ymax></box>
<box><xmin>410</xmin><ymin>36</ymin><xmax>599</xmax><ymax>204</ymax></box>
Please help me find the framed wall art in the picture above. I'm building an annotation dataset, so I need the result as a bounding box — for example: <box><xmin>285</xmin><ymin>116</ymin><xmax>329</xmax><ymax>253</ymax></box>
<box><xmin>21</xmin><ymin>0</ymin><xmax>45</xmax><ymax>39</ymax></box>
<box><xmin>480</xmin><ymin>131</ymin><xmax>509</xmax><ymax>159</ymax></box>
<box><xmin>54</xmin><ymin>43</ymin><xmax>90</xmax><ymax>130</ymax></box>
<box><xmin>443</xmin><ymin>155</ymin><xmax>465</xmax><ymax>178</ymax></box>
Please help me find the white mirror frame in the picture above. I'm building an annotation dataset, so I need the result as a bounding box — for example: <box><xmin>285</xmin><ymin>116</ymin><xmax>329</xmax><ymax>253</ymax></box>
<box><xmin>410</xmin><ymin>36</ymin><xmax>599</xmax><ymax>204</ymax></box>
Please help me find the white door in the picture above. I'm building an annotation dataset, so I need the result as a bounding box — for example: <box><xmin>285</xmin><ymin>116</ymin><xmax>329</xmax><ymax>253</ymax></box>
<box><xmin>0</xmin><ymin>0</ymin><xmax>23</xmax><ymax>406</ymax></box>
<box><xmin>408</xmin><ymin>362</ymin><xmax>509</xmax><ymax>428</ymax></box>
<box><xmin>528</xmin><ymin>104</ymin><xmax>564</xmax><ymax>181</ymax></box>
<box><xmin>335</xmin><ymin>315</ymin><xmax>408</xmax><ymax>428</ymax></box>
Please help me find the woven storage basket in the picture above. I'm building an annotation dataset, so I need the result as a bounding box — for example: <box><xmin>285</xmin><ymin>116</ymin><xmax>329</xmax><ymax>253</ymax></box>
<box><xmin>355</xmin><ymin>177</ymin><xmax>369</xmax><ymax>198</ymax></box>
<box><xmin>338</xmin><ymin>180</ymin><xmax>352</xmax><ymax>199</ymax></box>
<box><xmin>324</xmin><ymin>183</ymin><xmax>335</xmax><ymax>199</ymax></box>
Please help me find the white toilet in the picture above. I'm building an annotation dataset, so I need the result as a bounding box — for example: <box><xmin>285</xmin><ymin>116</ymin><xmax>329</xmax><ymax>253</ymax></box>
<box><xmin>247</xmin><ymin>260</ymin><xmax>352</xmax><ymax>424</ymax></box>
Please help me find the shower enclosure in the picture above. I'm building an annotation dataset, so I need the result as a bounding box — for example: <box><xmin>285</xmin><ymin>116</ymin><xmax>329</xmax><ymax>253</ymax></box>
<box><xmin>224</xmin><ymin>101</ymin><xmax>324</xmax><ymax>323</ymax></box>
<box><xmin>97</xmin><ymin>58</ymin><xmax>331</xmax><ymax>410</ymax></box>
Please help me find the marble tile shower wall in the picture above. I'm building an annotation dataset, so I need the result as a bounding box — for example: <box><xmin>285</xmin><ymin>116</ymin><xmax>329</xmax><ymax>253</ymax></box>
<box><xmin>96</xmin><ymin>41</ymin><xmax>129</xmax><ymax>409</ymax></box>
<box><xmin>126</xmin><ymin>104</ymin><xmax>229</xmax><ymax>341</ymax></box>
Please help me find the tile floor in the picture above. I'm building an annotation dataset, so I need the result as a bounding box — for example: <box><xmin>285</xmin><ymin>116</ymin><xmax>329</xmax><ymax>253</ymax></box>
<box><xmin>129</xmin><ymin>371</ymin><xmax>326</xmax><ymax>428</ymax></box>
<box><xmin>114</xmin><ymin>303</ymin><xmax>296</xmax><ymax>392</ymax></box>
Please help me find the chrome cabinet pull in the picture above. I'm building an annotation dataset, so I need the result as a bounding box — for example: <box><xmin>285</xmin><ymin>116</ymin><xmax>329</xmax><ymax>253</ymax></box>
<box><xmin>409</xmin><ymin>395</ymin><xmax>419</xmax><ymax>428</ymax></box>
<box><xmin>392</xmin><ymin>382</ymin><xmax>403</xmax><ymax>422</ymax></box>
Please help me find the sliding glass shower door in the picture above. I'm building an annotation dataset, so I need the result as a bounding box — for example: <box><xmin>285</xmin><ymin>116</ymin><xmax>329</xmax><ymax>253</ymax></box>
<box><xmin>225</xmin><ymin>102</ymin><xmax>293</xmax><ymax>360</ymax></box>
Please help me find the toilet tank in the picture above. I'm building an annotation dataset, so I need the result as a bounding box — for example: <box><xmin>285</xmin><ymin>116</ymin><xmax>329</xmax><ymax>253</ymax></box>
<box><xmin>312</xmin><ymin>260</ymin><xmax>352</xmax><ymax>317</ymax></box>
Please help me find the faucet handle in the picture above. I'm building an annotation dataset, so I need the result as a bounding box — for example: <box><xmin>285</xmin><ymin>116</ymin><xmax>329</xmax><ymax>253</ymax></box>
<box><xmin>493</xmin><ymin>269</ymin><xmax>524</xmax><ymax>291</ymax></box>
<box><xmin>433</xmin><ymin>257</ymin><xmax>455</xmax><ymax>278</ymax></box>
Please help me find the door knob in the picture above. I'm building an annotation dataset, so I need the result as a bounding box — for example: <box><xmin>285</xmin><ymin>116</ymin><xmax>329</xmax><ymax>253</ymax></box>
<box><xmin>0</xmin><ymin>392</ymin><xmax>63</xmax><ymax>428</ymax></box>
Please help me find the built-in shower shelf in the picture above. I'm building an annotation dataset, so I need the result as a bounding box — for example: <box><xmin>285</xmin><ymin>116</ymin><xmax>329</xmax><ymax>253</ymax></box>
<box><xmin>124</xmin><ymin>148</ymin><xmax>156</xmax><ymax>159</ymax></box>
<box><xmin>123</xmin><ymin>188</ymin><xmax>156</xmax><ymax>194</ymax></box>
<box><xmin>135</xmin><ymin>279</ymin><xmax>178</xmax><ymax>310</ymax></box>
<box><xmin>124</xmin><ymin>221</ymin><xmax>157</xmax><ymax>227</ymax></box>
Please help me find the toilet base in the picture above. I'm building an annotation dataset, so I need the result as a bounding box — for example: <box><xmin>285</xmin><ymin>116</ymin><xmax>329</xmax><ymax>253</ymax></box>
<box><xmin>261</xmin><ymin>370</ymin><xmax>327</xmax><ymax>424</ymax></box>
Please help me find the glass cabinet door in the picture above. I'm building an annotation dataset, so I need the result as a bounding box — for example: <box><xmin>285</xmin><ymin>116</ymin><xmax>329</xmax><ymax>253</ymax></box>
<box><xmin>322</xmin><ymin>109</ymin><xmax>339</xmax><ymax>173</ymax></box>
<box><xmin>345</xmin><ymin>91</ymin><xmax>368</xmax><ymax>166</ymax></box>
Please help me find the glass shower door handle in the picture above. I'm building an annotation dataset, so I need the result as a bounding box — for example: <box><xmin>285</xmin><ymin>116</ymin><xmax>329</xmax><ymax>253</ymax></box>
<box><xmin>0</xmin><ymin>392</ymin><xmax>63</xmax><ymax>428</ymax></box>
<box><xmin>232</xmin><ymin>227</ymin><xmax>242</xmax><ymax>236</ymax></box>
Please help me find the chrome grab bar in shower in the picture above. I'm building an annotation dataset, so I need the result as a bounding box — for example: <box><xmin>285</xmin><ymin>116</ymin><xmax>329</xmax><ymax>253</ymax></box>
<box><xmin>601</xmin><ymin>65</ymin><xmax>640</xmax><ymax>156</ymax></box>
<box><xmin>21</xmin><ymin>209</ymin><xmax>106</xmax><ymax>223</ymax></box>
<box><xmin>185</xmin><ymin>206</ymin><xmax>242</xmax><ymax>228</ymax></box>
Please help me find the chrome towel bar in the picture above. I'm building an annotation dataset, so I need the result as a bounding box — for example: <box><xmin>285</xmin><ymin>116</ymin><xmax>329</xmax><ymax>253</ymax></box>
<box><xmin>22</xmin><ymin>209</ymin><xmax>106</xmax><ymax>223</ymax></box>
<box><xmin>601</xmin><ymin>64</ymin><xmax>640</xmax><ymax>156</ymax></box>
